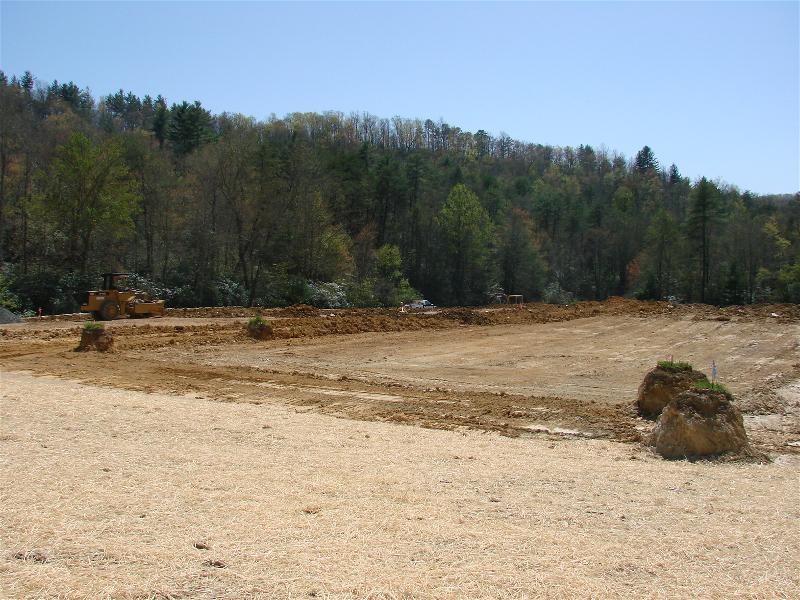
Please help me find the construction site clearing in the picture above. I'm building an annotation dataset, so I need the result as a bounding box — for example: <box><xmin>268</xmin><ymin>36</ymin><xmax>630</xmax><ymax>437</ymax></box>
<box><xmin>1</xmin><ymin>297</ymin><xmax>799</xmax><ymax>599</ymax></box>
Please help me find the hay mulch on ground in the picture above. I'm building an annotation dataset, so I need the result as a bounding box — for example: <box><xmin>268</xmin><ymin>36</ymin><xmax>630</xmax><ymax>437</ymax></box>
<box><xmin>2</xmin><ymin>371</ymin><xmax>798</xmax><ymax>599</ymax></box>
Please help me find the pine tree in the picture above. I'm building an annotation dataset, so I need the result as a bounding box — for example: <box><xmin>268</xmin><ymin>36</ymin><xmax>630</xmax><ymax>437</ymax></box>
<box><xmin>151</xmin><ymin>95</ymin><xmax>168</xmax><ymax>148</ymax></box>
<box><xmin>19</xmin><ymin>71</ymin><xmax>34</xmax><ymax>93</ymax></box>
<box><xmin>167</xmin><ymin>101</ymin><xmax>213</xmax><ymax>155</ymax></box>
<box><xmin>634</xmin><ymin>145</ymin><xmax>659</xmax><ymax>174</ymax></box>
<box><xmin>686</xmin><ymin>177</ymin><xmax>723</xmax><ymax>302</ymax></box>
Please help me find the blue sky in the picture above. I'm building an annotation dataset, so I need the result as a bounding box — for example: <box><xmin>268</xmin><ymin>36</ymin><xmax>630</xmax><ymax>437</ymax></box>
<box><xmin>1</xmin><ymin>1</ymin><xmax>798</xmax><ymax>193</ymax></box>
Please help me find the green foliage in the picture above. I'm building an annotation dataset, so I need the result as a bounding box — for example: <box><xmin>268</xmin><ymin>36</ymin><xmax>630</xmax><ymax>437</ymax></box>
<box><xmin>657</xmin><ymin>360</ymin><xmax>694</xmax><ymax>372</ymax></box>
<box><xmin>634</xmin><ymin>145</ymin><xmax>659</xmax><ymax>173</ymax></box>
<box><xmin>252</xmin><ymin>265</ymin><xmax>309</xmax><ymax>308</ymax></box>
<box><xmin>55</xmin><ymin>271</ymin><xmax>96</xmax><ymax>314</ymax></box>
<box><xmin>638</xmin><ymin>209</ymin><xmax>681</xmax><ymax>300</ymax></box>
<box><xmin>0</xmin><ymin>272</ymin><xmax>20</xmax><ymax>311</ymax></box>
<box><xmin>686</xmin><ymin>178</ymin><xmax>723</xmax><ymax>303</ymax></box>
<box><xmin>247</xmin><ymin>315</ymin><xmax>270</xmax><ymax>328</ymax></box>
<box><xmin>167</xmin><ymin>101</ymin><xmax>213</xmax><ymax>155</ymax></box>
<box><xmin>0</xmin><ymin>71</ymin><xmax>797</xmax><ymax>313</ymax></box>
<box><xmin>344</xmin><ymin>278</ymin><xmax>380</xmax><ymax>307</ymax></box>
<box><xmin>292</xmin><ymin>192</ymin><xmax>354</xmax><ymax>282</ymax></box>
<box><xmin>124</xmin><ymin>273</ymin><xmax>192</xmax><ymax>307</ymax></box>
<box><xmin>7</xmin><ymin>269</ymin><xmax>60</xmax><ymax>312</ymax></box>
<box><xmin>151</xmin><ymin>95</ymin><xmax>168</xmax><ymax>147</ymax></box>
<box><xmin>437</xmin><ymin>184</ymin><xmax>495</xmax><ymax>305</ymax></box>
<box><xmin>777</xmin><ymin>262</ymin><xmax>800</xmax><ymax>303</ymax></box>
<box><xmin>542</xmin><ymin>281</ymin><xmax>576</xmax><ymax>304</ymax></box>
<box><xmin>38</xmin><ymin>132</ymin><xmax>139</xmax><ymax>273</ymax></box>
<box><xmin>376</xmin><ymin>244</ymin><xmax>403</xmax><ymax>280</ymax></box>
<box><xmin>694</xmin><ymin>379</ymin><xmax>731</xmax><ymax>396</ymax></box>
<box><xmin>83</xmin><ymin>320</ymin><xmax>104</xmax><ymax>331</ymax></box>
<box><xmin>763</xmin><ymin>217</ymin><xmax>791</xmax><ymax>257</ymax></box>
<box><xmin>214</xmin><ymin>278</ymin><xmax>248</xmax><ymax>307</ymax></box>
<box><xmin>499</xmin><ymin>208</ymin><xmax>545</xmax><ymax>299</ymax></box>
<box><xmin>372</xmin><ymin>244</ymin><xmax>419</xmax><ymax>306</ymax></box>
<box><xmin>394</xmin><ymin>278</ymin><xmax>419</xmax><ymax>305</ymax></box>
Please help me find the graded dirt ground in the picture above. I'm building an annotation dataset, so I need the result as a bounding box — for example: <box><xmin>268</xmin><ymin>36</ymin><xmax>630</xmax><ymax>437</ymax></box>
<box><xmin>1</xmin><ymin>299</ymin><xmax>799</xmax><ymax>598</ymax></box>
<box><xmin>1</xmin><ymin>300</ymin><xmax>798</xmax><ymax>452</ymax></box>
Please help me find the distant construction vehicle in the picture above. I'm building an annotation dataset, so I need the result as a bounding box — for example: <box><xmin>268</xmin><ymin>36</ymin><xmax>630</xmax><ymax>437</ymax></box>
<box><xmin>79</xmin><ymin>272</ymin><xmax>165</xmax><ymax>320</ymax></box>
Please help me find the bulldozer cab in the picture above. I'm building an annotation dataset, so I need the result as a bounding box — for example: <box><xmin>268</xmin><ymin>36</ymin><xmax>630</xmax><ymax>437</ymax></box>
<box><xmin>102</xmin><ymin>272</ymin><xmax>130</xmax><ymax>291</ymax></box>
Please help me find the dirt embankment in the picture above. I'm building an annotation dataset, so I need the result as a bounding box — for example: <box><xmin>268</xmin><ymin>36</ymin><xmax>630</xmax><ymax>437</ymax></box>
<box><xmin>20</xmin><ymin>297</ymin><xmax>800</xmax><ymax>324</ymax></box>
<box><xmin>9</xmin><ymin>298</ymin><xmax>800</xmax><ymax>343</ymax></box>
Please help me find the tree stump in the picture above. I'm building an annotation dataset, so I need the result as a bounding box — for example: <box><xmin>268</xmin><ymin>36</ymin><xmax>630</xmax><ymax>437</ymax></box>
<box><xmin>77</xmin><ymin>328</ymin><xmax>114</xmax><ymax>352</ymax></box>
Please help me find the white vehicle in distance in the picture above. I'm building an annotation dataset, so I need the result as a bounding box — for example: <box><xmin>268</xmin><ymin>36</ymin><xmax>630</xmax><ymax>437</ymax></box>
<box><xmin>406</xmin><ymin>299</ymin><xmax>436</xmax><ymax>310</ymax></box>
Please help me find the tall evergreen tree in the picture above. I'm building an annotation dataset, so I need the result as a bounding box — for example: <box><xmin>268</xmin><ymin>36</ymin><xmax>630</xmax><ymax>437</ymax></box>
<box><xmin>152</xmin><ymin>95</ymin><xmax>169</xmax><ymax>148</ymax></box>
<box><xmin>634</xmin><ymin>145</ymin><xmax>659</xmax><ymax>174</ymax></box>
<box><xmin>167</xmin><ymin>101</ymin><xmax>212</xmax><ymax>155</ymax></box>
<box><xmin>686</xmin><ymin>177</ymin><xmax>723</xmax><ymax>302</ymax></box>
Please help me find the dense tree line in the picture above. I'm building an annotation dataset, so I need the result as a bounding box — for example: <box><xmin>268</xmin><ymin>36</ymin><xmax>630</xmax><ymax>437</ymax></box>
<box><xmin>0</xmin><ymin>71</ymin><xmax>798</xmax><ymax>314</ymax></box>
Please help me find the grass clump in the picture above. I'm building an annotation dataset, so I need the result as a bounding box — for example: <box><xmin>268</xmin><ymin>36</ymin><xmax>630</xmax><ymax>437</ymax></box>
<box><xmin>693</xmin><ymin>379</ymin><xmax>731</xmax><ymax>395</ymax></box>
<box><xmin>83</xmin><ymin>320</ymin><xmax>104</xmax><ymax>331</ymax></box>
<box><xmin>247</xmin><ymin>315</ymin><xmax>274</xmax><ymax>339</ymax></box>
<box><xmin>657</xmin><ymin>360</ymin><xmax>693</xmax><ymax>372</ymax></box>
<box><xmin>248</xmin><ymin>315</ymin><xmax>270</xmax><ymax>328</ymax></box>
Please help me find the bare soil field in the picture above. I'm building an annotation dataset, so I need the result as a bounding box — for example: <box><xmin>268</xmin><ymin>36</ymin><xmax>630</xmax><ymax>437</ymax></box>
<box><xmin>2</xmin><ymin>299</ymin><xmax>799</xmax><ymax>598</ymax></box>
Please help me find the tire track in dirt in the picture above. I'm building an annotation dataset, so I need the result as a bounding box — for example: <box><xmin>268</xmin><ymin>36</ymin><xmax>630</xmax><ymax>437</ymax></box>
<box><xmin>1</xmin><ymin>351</ymin><xmax>641</xmax><ymax>443</ymax></box>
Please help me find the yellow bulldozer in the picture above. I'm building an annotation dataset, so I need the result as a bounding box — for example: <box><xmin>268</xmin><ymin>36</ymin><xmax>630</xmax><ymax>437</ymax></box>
<box><xmin>80</xmin><ymin>272</ymin><xmax>165</xmax><ymax>320</ymax></box>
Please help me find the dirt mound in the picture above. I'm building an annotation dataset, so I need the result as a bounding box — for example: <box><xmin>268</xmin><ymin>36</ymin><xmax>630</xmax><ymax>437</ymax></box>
<box><xmin>438</xmin><ymin>308</ymin><xmax>493</xmax><ymax>325</ymax></box>
<box><xmin>278</xmin><ymin>304</ymin><xmax>321</xmax><ymax>318</ymax></box>
<box><xmin>272</xmin><ymin>314</ymin><xmax>450</xmax><ymax>340</ymax></box>
<box><xmin>76</xmin><ymin>328</ymin><xmax>114</xmax><ymax>352</ymax></box>
<box><xmin>247</xmin><ymin>319</ymin><xmax>274</xmax><ymax>340</ymax></box>
<box><xmin>636</xmin><ymin>364</ymin><xmax>708</xmax><ymax>419</ymax></box>
<box><xmin>165</xmin><ymin>306</ymin><xmax>261</xmax><ymax>318</ymax></box>
<box><xmin>649</xmin><ymin>388</ymin><xmax>749</xmax><ymax>459</ymax></box>
<box><xmin>0</xmin><ymin>307</ymin><xmax>22</xmax><ymax>324</ymax></box>
<box><xmin>12</xmin><ymin>298</ymin><xmax>800</xmax><ymax>326</ymax></box>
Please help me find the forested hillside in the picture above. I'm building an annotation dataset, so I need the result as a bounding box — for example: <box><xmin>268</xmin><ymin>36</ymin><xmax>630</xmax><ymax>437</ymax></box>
<box><xmin>1</xmin><ymin>71</ymin><xmax>798</xmax><ymax>313</ymax></box>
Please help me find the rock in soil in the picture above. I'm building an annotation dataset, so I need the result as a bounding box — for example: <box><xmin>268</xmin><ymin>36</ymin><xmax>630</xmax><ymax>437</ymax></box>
<box><xmin>76</xmin><ymin>329</ymin><xmax>114</xmax><ymax>352</ymax></box>
<box><xmin>636</xmin><ymin>365</ymin><xmax>708</xmax><ymax>419</ymax></box>
<box><xmin>649</xmin><ymin>389</ymin><xmax>749</xmax><ymax>459</ymax></box>
<box><xmin>0</xmin><ymin>307</ymin><xmax>22</xmax><ymax>324</ymax></box>
<box><xmin>13</xmin><ymin>550</ymin><xmax>48</xmax><ymax>563</ymax></box>
<box><xmin>203</xmin><ymin>559</ymin><xmax>227</xmax><ymax>568</ymax></box>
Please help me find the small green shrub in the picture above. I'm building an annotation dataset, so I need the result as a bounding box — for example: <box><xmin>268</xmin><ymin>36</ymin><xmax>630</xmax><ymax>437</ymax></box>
<box><xmin>657</xmin><ymin>360</ymin><xmax>693</xmax><ymax>372</ymax></box>
<box><xmin>83</xmin><ymin>320</ymin><xmax>104</xmax><ymax>331</ymax></box>
<box><xmin>0</xmin><ymin>272</ymin><xmax>20</xmax><ymax>312</ymax></box>
<box><xmin>694</xmin><ymin>379</ymin><xmax>731</xmax><ymax>395</ymax></box>
<box><xmin>248</xmin><ymin>315</ymin><xmax>270</xmax><ymax>328</ymax></box>
<box><xmin>247</xmin><ymin>315</ymin><xmax>273</xmax><ymax>340</ymax></box>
